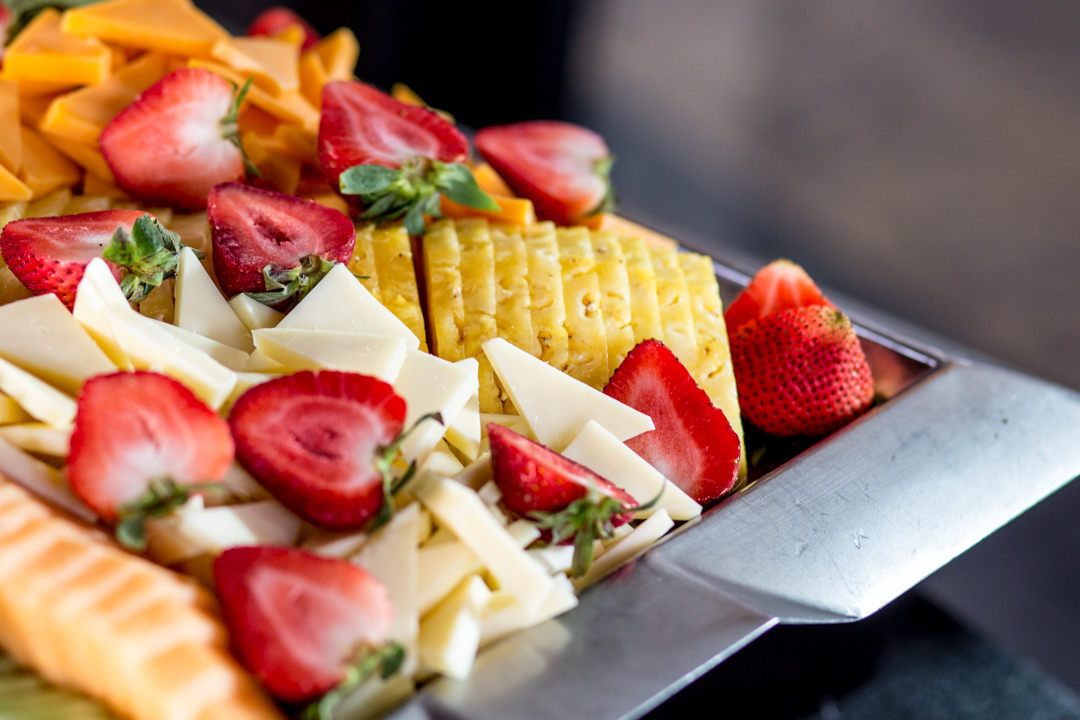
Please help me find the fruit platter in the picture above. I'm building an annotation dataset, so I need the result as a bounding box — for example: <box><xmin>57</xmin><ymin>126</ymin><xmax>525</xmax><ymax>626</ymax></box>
<box><xmin>0</xmin><ymin>2</ymin><xmax>1078</xmax><ymax>720</ymax></box>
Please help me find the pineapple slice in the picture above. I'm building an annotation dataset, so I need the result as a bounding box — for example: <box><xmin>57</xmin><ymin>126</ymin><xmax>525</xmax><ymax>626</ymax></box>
<box><xmin>370</xmin><ymin>222</ymin><xmax>428</xmax><ymax>352</ymax></box>
<box><xmin>620</xmin><ymin>235</ymin><xmax>665</xmax><ymax>345</ymax></box>
<box><xmin>422</xmin><ymin>219</ymin><xmax>466</xmax><ymax>362</ymax></box>
<box><xmin>589</xmin><ymin>230</ymin><xmax>635</xmax><ymax>375</ymax></box>
<box><xmin>456</xmin><ymin>218</ymin><xmax>501</xmax><ymax>413</ymax></box>
<box><xmin>491</xmin><ymin>224</ymin><xmax>535</xmax><ymax>413</ymax></box>
<box><xmin>648</xmin><ymin>244</ymin><xmax>698</xmax><ymax>368</ymax></box>
<box><xmin>348</xmin><ymin>223</ymin><xmax>381</xmax><ymax>301</ymax></box>
<box><xmin>680</xmin><ymin>251</ymin><xmax>746</xmax><ymax>479</ymax></box>
<box><xmin>523</xmin><ymin>222</ymin><xmax>569</xmax><ymax>372</ymax></box>
<box><xmin>556</xmin><ymin>227</ymin><xmax>608</xmax><ymax>389</ymax></box>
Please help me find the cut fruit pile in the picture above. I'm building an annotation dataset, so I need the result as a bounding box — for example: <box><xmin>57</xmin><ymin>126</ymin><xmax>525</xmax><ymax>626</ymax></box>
<box><xmin>0</xmin><ymin>2</ymin><xmax>876</xmax><ymax>720</ymax></box>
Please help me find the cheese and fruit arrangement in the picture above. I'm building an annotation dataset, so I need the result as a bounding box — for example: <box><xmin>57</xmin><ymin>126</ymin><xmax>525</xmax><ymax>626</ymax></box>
<box><xmin>0</xmin><ymin>2</ymin><xmax>876</xmax><ymax>719</ymax></box>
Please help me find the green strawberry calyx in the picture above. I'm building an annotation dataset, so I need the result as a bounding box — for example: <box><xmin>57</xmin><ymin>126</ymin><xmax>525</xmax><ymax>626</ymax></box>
<box><xmin>103</xmin><ymin>214</ymin><xmax>203</xmax><ymax>304</ymax></box>
<box><xmin>339</xmin><ymin>158</ymin><xmax>500</xmax><ymax>236</ymax></box>
<box><xmin>245</xmin><ymin>254</ymin><xmax>337</xmax><ymax>310</ymax></box>
<box><xmin>114</xmin><ymin>478</ymin><xmax>225</xmax><ymax>552</ymax></box>
<box><xmin>371</xmin><ymin>411</ymin><xmax>444</xmax><ymax>530</ymax></box>
<box><xmin>302</xmin><ymin>642</ymin><xmax>406</xmax><ymax>720</ymax></box>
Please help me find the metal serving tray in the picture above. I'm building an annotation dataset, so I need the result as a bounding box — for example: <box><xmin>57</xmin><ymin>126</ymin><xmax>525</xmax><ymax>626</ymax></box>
<box><xmin>384</xmin><ymin>245</ymin><xmax>1080</xmax><ymax>720</ymax></box>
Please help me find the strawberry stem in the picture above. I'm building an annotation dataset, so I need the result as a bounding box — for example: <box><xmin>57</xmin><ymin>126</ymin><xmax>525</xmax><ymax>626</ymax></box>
<box><xmin>371</xmin><ymin>411</ymin><xmax>443</xmax><ymax>530</ymax></box>
<box><xmin>220</xmin><ymin>77</ymin><xmax>261</xmax><ymax>179</ymax></box>
<box><xmin>301</xmin><ymin>642</ymin><xmax>406</xmax><ymax>720</ymax></box>
<box><xmin>104</xmin><ymin>215</ymin><xmax>200</xmax><ymax>304</ymax></box>
<box><xmin>114</xmin><ymin>479</ymin><xmax>225</xmax><ymax>551</ymax></box>
<box><xmin>245</xmin><ymin>254</ymin><xmax>337</xmax><ymax>309</ymax></box>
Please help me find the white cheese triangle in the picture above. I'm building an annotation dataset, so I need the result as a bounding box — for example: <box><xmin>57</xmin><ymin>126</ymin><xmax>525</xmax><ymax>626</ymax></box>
<box><xmin>482</xmin><ymin>337</ymin><xmax>653</xmax><ymax>451</ymax></box>
<box><xmin>227</xmin><ymin>293</ymin><xmax>283</xmax><ymax>331</ymax></box>
<box><xmin>158</xmin><ymin>322</ymin><xmax>250</xmax><ymax>371</ymax></box>
<box><xmin>252</xmin><ymin>328</ymin><xmax>407</xmax><ymax>383</ymax></box>
<box><xmin>393</xmin><ymin>352</ymin><xmax>478</xmax><ymax>465</ymax></box>
<box><xmin>72</xmin><ymin>258</ymin><xmax>134</xmax><ymax>371</ymax></box>
<box><xmin>174</xmin><ymin>247</ymin><xmax>253</xmax><ymax>352</ymax></box>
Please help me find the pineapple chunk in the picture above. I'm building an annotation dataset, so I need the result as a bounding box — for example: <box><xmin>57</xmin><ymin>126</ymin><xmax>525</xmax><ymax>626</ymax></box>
<box><xmin>456</xmin><ymin>218</ymin><xmax>501</xmax><ymax>413</ymax></box>
<box><xmin>620</xmin><ymin>235</ymin><xmax>665</xmax><ymax>345</ymax></box>
<box><xmin>370</xmin><ymin>222</ymin><xmax>428</xmax><ymax>352</ymax></box>
<box><xmin>556</xmin><ymin>227</ymin><xmax>608</xmax><ymax>389</ymax></box>
<box><xmin>422</xmin><ymin>219</ymin><xmax>465</xmax><ymax>361</ymax></box>
<box><xmin>348</xmin><ymin>223</ymin><xmax>381</xmax><ymax>300</ymax></box>
<box><xmin>491</xmin><ymin>224</ymin><xmax>536</xmax><ymax>356</ymax></box>
<box><xmin>648</xmin><ymin>245</ymin><xmax>698</xmax><ymax>368</ymax></box>
<box><xmin>589</xmin><ymin>230</ymin><xmax>635</xmax><ymax>374</ymax></box>
<box><xmin>523</xmin><ymin>222</ymin><xmax>568</xmax><ymax>371</ymax></box>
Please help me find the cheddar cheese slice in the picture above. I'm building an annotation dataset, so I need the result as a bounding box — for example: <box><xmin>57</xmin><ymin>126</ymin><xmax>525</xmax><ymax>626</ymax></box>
<box><xmin>39</xmin><ymin>133</ymin><xmax>113</xmax><ymax>181</ymax></box>
<box><xmin>18</xmin><ymin>127</ymin><xmax>81</xmax><ymax>199</ymax></box>
<box><xmin>313</xmin><ymin>28</ymin><xmax>359</xmax><ymax>80</ymax></box>
<box><xmin>61</xmin><ymin>0</ymin><xmax>230</xmax><ymax>58</ymax></box>
<box><xmin>211</xmin><ymin>37</ymin><xmax>300</xmax><ymax>95</ymax></box>
<box><xmin>0</xmin><ymin>167</ymin><xmax>33</xmax><ymax>203</ymax></box>
<box><xmin>2</xmin><ymin>9</ymin><xmax>111</xmax><ymax>89</ymax></box>
<box><xmin>0</xmin><ymin>82</ymin><xmax>22</xmax><ymax>174</ymax></box>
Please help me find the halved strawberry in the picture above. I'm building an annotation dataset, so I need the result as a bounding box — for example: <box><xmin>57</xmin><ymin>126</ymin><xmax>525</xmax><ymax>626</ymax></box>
<box><xmin>208</xmin><ymin>182</ymin><xmax>354</xmax><ymax>305</ymax></box>
<box><xmin>246</xmin><ymin>6</ymin><xmax>319</xmax><ymax>50</ymax></box>
<box><xmin>0</xmin><ymin>210</ymin><xmax>191</xmax><ymax>308</ymax></box>
<box><xmin>67</xmin><ymin>372</ymin><xmax>234</xmax><ymax>547</ymax></box>
<box><xmin>730</xmin><ymin>305</ymin><xmax>874</xmax><ymax>437</ymax></box>
<box><xmin>228</xmin><ymin>371</ymin><xmax>409</xmax><ymax>531</ymax></box>
<box><xmin>214</xmin><ymin>546</ymin><xmax>396</xmax><ymax>706</ymax></box>
<box><xmin>603</xmin><ymin>340</ymin><xmax>741</xmax><ymax>505</ymax></box>
<box><xmin>488</xmin><ymin>423</ymin><xmax>636</xmax><ymax>576</ymax></box>
<box><xmin>724</xmin><ymin>259</ymin><xmax>833</xmax><ymax>331</ymax></box>
<box><xmin>474</xmin><ymin>121</ymin><xmax>614</xmax><ymax>226</ymax></box>
<box><xmin>100</xmin><ymin>67</ymin><xmax>252</xmax><ymax>211</ymax></box>
<box><xmin>318</xmin><ymin>81</ymin><xmax>496</xmax><ymax>234</ymax></box>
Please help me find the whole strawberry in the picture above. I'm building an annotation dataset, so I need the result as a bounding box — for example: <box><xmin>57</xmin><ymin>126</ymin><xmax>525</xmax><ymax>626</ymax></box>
<box><xmin>729</xmin><ymin>305</ymin><xmax>874</xmax><ymax>436</ymax></box>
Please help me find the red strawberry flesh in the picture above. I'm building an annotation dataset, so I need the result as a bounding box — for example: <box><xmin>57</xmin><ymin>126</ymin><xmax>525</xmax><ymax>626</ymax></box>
<box><xmin>0</xmin><ymin>210</ymin><xmax>147</xmax><ymax>308</ymax></box>
<box><xmin>317</xmin><ymin>80</ymin><xmax>468</xmax><ymax>189</ymax></box>
<box><xmin>246</xmin><ymin>7</ymin><xmax>320</xmax><ymax>50</ymax></box>
<box><xmin>724</xmin><ymin>259</ymin><xmax>833</xmax><ymax>332</ymax></box>
<box><xmin>229</xmin><ymin>371</ymin><xmax>407</xmax><ymax>531</ymax></box>
<box><xmin>67</xmin><ymin>372</ymin><xmax>234</xmax><ymax>521</ymax></box>
<box><xmin>603</xmin><ymin>340</ymin><xmax>741</xmax><ymax>505</ymax></box>
<box><xmin>730</xmin><ymin>305</ymin><xmax>874</xmax><ymax>437</ymax></box>
<box><xmin>488</xmin><ymin>423</ymin><xmax>634</xmax><ymax>522</ymax></box>
<box><xmin>100</xmin><ymin>67</ymin><xmax>245</xmax><ymax>211</ymax></box>
<box><xmin>474</xmin><ymin>120</ymin><xmax>610</xmax><ymax>225</ymax></box>
<box><xmin>208</xmin><ymin>182</ymin><xmax>355</xmax><ymax>298</ymax></box>
<box><xmin>214</xmin><ymin>546</ymin><xmax>393</xmax><ymax>704</ymax></box>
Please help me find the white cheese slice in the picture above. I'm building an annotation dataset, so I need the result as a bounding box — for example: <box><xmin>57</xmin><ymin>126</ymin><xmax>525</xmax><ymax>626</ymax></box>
<box><xmin>174</xmin><ymin>498</ymin><xmax>302</xmax><ymax>552</ymax></box>
<box><xmin>405</xmin><ymin>440</ymin><xmax>465</xmax><ymax>506</ymax></box>
<box><xmin>417</xmin><ymin>478</ymin><xmax>553</xmax><ymax>615</ymax></box>
<box><xmin>443</xmin><ymin>384</ymin><xmax>480</xmax><ymax>462</ymax></box>
<box><xmin>0</xmin><ymin>294</ymin><xmax>117</xmax><ymax>394</ymax></box>
<box><xmin>301</xmin><ymin>528</ymin><xmax>369</xmax><ymax>559</ymax></box>
<box><xmin>482</xmin><ymin>337</ymin><xmax>654</xmax><ymax>451</ymax></box>
<box><xmin>0</xmin><ymin>423</ymin><xmax>70</xmax><ymax>457</ymax></box>
<box><xmin>242</xmin><ymin>349</ymin><xmax>290</xmax><ymax>373</ymax></box>
<box><xmin>173</xmin><ymin>247</ymin><xmax>254</xmax><ymax>352</ymax></box>
<box><xmin>157</xmin><ymin>322</ymin><xmax>250</xmax><ymax>371</ymax></box>
<box><xmin>528</xmin><ymin>545</ymin><xmax>575</xmax><ymax>575</ymax></box>
<box><xmin>573</xmin><ymin>509</ymin><xmax>674</xmax><ymax>590</ymax></box>
<box><xmin>0</xmin><ymin>436</ymin><xmax>93</xmax><ymax>522</ymax></box>
<box><xmin>227</xmin><ymin>293</ymin><xmax>284</xmax><ymax>331</ymax></box>
<box><xmin>221</xmin><ymin>462</ymin><xmax>270</xmax><ymax>501</ymax></box>
<box><xmin>0</xmin><ymin>396</ymin><xmax>30</xmax><ymax>424</ymax></box>
<box><xmin>102</xmin><ymin>305</ymin><xmax>238</xmax><ymax>410</ymax></box>
<box><xmin>353</xmin><ymin>503</ymin><xmax>421</xmax><ymax>676</ymax></box>
<box><xmin>0</xmin><ymin>356</ymin><xmax>76</xmax><ymax>429</ymax></box>
<box><xmin>393</xmin><ymin>352</ymin><xmax>477</xmax><ymax>466</ymax></box>
<box><xmin>479</xmin><ymin>574</ymin><xmax>578</xmax><ymax>648</ymax></box>
<box><xmin>72</xmin><ymin>258</ymin><xmax>134</xmax><ymax>371</ymax></box>
<box><xmin>278</xmin><ymin>263</ymin><xmax>420</xmax><ymax>349</ymax></box>
<box><xmin>252</xmin><ymin>329</ymin><xmax>406</xmax><ymax>382</ymax></box>
<box><xmin>418</xmin><ymin>575</ymin><xmax>491</xmax><ymax>680</ymax></box>
<box><xmin>452</xmin><ymin>452</ymin><xmax>492</xmax><ymax>492</ymax></box>
<box><xmin>562</xmin><ymin>420</ymin><xmax>702</xmax><ymax>521</ymax></box>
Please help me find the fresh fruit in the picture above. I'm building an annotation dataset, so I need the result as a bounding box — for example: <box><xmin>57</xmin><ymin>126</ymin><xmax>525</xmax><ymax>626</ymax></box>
<box><xmin>729</xmin><ymin>304</ymin><xmax>874</xmax><ymax>437</ymax></box>
<box><xmin>228</xmin><ymin>370</ymin><xmax>408</xmax><ymax>531</ymax></box>
<box><xmin>67</xmin><ymin>372</ymin><xmax>234</xmax><ymax>542</ymax></box>
<box><xmin>723</xmin><ymin>259</ymin><xmax>833</xmax><ymax>331</ymax></box>
<box><xmin>0</xmin><ymin>210</ymin><xmax>190</xmax><ymax>308</ymax></box>
<box><xmin>474</xmin><ymin>121</ymin><xmax>614</xmax><ymax>226</ymax></box>
<box><xmin>246</xmin><ymin>6</ymin><xmax>319</xmax><ymax>50</ymax></box>
<box><xmin>318</xmin><ymin>81</ymin><xmax>496</xmax><ymax>234</ymax></box>
<box><xmin>487</xmin><ymin>422</ymin><xmax>636</xmax><ymax>575</ymax></box>
<box><xmin>603</xmin><ymin>339</ymin><xmax>741</xmax><ymax>504</ymax></box>
<box><xmin>214</xmin><ymin>546</ymin><xmax>396</xmax><ymax>705</ymax></box>
<box><xmin>207</xmin><ymin>182</ymin><xmax>354</xmax><ymax>305</ymax></box>
<box><xmin>99</xmin><ymin>67</ymin><xmax>251</xmax><ymax>211</ymax></box>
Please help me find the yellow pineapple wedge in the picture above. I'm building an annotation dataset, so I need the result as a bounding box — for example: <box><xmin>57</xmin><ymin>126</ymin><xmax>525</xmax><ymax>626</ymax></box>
<box><xmin>348</xmin><ymin>222</ymin><xmax>382</xmax><ymax>300</ymax></box>
<box><xmin>589</xmin><ymin>230</ymin><xmax>635</xmax><ymax>375</ymax></box>
<box><xmin>555</xmin><ymin>226</ymin><xmax>609</xmax><ymax>389</ymax></box>
<box><xmin>490</xmin><ymin>224</ymin><xmax>537</xmax><ymax>356</ymax></box>
<box><xmin>523</xmin><ymin>222</ymin><xmax>569</xmax><ymax>372</ymax></box>
<box><xmin>369</xmin><ymin>222</ymin><xmax>428</xmax><ymax>352</ymax></box>
<box><xmin>648</xmin><ymin>244</ymin><xmax>698</xmax><ymax>369</ymax></box>
<box><xmin>422</xmin><ymin>219</ymin><xmax>466</xmax><ymax>361</ymax></box>
<box><xmin>620</xmin><ymin>235</ymin><xmax>665</xmax><ymax>345</ymax></box>
<box><xmin>0</xmin><ymin>478</ymin><xmax>284</xmax><ymax>720</ymax></box>
<box><xmin>456</xmin><ymin>218</ymin><xmax>502</xmax><ymax>413</ymax></box>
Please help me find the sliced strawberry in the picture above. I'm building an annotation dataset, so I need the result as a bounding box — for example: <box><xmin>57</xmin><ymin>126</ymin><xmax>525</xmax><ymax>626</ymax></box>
<box><xmin>730</xmin><ymin>305</ymin><xmax>874</xmax><ymax>437</ymax></box>
<box><xmin>246</xmin><ymin>6</ymin><xmax>319</xmax><ymax>50</ymax></box>
<box><xmin>317</xmin><ymin>81</ymin><xmax>494</xmax><ymax>234</ymax></box>
<box><xmin>67</xmin><ymin>372</ymin><xmax>234</xmax><ymax>545</ymax></box>
<box><xmin>0</xmin><ymin>210</ymin><xmax>145</xmax><ymax>308</ymax></box>
<box><xmin>724</xmin><ymin>259</ymin><xmax>833</xmax><ymax>332</ymax></box>
<box><xmin>100</xmin><ymin>67</ymin><xmax>251</xmax><ymax>211</ymax></box>
<box><xmin>474</xmin><ymin>120</ymin><xmax>614</xmax><ymax>226</ymax></box>
<box><xmin>488</xmin><ymin>423</ymin><xmax>635</xmax><ymax>576</ymax></box>
<box><xmin>229</xmin><ymin>371</ymin><xmax>408</xmax><ymax>531</ymax></box>
<box><xmin>208</xmin><ymin>182</ymin><xmax>354</xmax><ymax>304</ymax></box>
<box><xmin>603</xmin><ymin>340</ymin><xmax>741</xmax><ymax>505</ymax></box>
<box><xmin>214</xmin><ymin>546</ymin><xmax>395</xmax><ymax>705</ymax></box>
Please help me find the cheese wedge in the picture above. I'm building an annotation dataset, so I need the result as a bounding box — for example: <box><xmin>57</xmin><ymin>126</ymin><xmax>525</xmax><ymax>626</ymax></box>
<box><xmin>72</xmin><ymin>258</ymin><xmax>134</xmax><ymax>371</ymax></box>
<box><xmin>174</xmin><ymin>247</ymin><xmax>254</xmax><ymax>352</ymax></box>
<box><xmin>61</xmin><ymin>0</ymin><xmax>231</xmax><ymax>58</ymax></box>
<box><xmin>589</xmin><ymin>230</ymin><xmax>636</xmax><ymax>374</ymax></box>
<box><xmin>574</xmin><ymin>510</ymin><xmax>674</xmax><ymax>590</ymax></box>
<box><xmin>313</xmin><ymin>28</ymin><xmax>359</xmax><ymax>80</ymax></box>
<box><xmin>456</xmin><ymin>218</ymin><xmax>501</xmax><ymax>412</ymax></box>
<box><xmin>252</xmin><ymin>329</ymin><xmax>407</xmax><ymax>382</ymax></box>
<box><xmin>393</xmin><ymin>351</ymin><xmax>477</xmax><ymax>465</ymax></box>
<box><xmin>423</xmin><ymin>219</ymin><xmax>466</xmax><ymax>361</ymax></box>
<box><xmin>18</xmin><ymin>127</ymin><xmax>81</xmax><ymax>199</ymax></box>
<box><xmin>369</xmin><ymin>222</ymin><xmax>428</xmax><ymax>352</ymax></box>
<box><xmin>418</xmin><ymin>575</ymin><xmax>490</xmax><ymax>680</ymax></box>
<box><xmin>227</xmin><ymin>294</ymin><xmax>283</xmax><ymax>331</ymax></box>
<box><xmin>2</xmin><ymin>9</ymin><xmax>111</xmax><ymax>89</ymax></box>
<box><xmin>156</xmin><ymin>323</ymin><xmax>250</xmax><ymax>372</ymax></box>
<box><xmin>0</xmin><ymin>423</ymin><xmax>70</xmax><ymax>457</ymax></box>
<box><xmin>443</xmin><ymin>386</ymin><xmax>480</xmax><ymax>462</ymax></box>
<box><xmin>649</xmin><ymin>244</ymin><xmax>698</xmax><ymax>368</ymax></box>
<box><xmin>211</xmin><ymin>37</ymin><xmax>300</xmax><ymax>95</ymax></box>
<box><xmin>0</xmin><ymin>356</ymin><xmax>76</xmax><ymax>430</ymax></box>
<box><xmin>479</xmin><ymin>574</ymin><xmax>578</xmax><ymax>648</ymax></box>
<box><xmin>348</xmin><ymin>222</ymin><xmax>381</xmax><ymax>299</ymax></box>
<box><xmin>0</xmin><ymin>82</ymin><xmax>22</xmax><ymax>174</ymax></box>
<box><xmin>620</xmin><ymin>235</ymin><xmax>665</xmax><ymax>345</ymax></box>
<box><xmin>297</xmin><ymin>49</ymin><xmax>327</xmax><ymax>107</ymax></box>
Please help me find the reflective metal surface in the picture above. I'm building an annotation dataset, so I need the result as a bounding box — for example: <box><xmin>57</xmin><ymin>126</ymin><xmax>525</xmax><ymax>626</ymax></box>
<box><xmin>382</xmin><ymin>251</ymin><xmax>1080</xmax><ymax>720</ymax></box>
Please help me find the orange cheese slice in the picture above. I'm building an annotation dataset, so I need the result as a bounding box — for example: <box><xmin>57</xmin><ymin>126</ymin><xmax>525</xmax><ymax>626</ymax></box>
<box><xmin>18</xmin><ymin>127</ymin><xmax>82</xmax><ymax>198</ymax></box>
<box><xmin>0</xmin><ymin>82</ymin><xmax>22</xmax><ymax>173</ymax></box>
<box><xmin>471</xmin><ymin>163</ymin><xmax>514</xmax><ymax>197</ymax></box>
<box><xmin>272</xmin><ymin>123</ymin><xmax>317</xmax><ymax>162</ymax></box>
<box><xmin>0</xmin><ymin>166</ymin><xmax>34</xmax><ymax>202</ymax></box>
<box><xmin>40</xmin><ymin>53</ymin><xmax>170</xmax><ymax>146</ymax></box>
<box><xmin>441</xmin><ymin>194</ymin><xmax>535</xmax><ymax>226</ymax></box>
<box><xmin>1</xmin><ymin>9</ymin><xmax>112</xmax><ymax>89</ymax></box>
<box><xmin>313</xmin><ymin>28</ymin><xmax>359</xmax><ymax>81</ymax></box>
<box><xmin>242</xmin><ymin>133</ymin><xmax>301</xmax><ymax>196</ymax></box>
<box><xmin>40</xmin><ymin>132</ymin><xmax>114</xmax><ymax>181</ymax></box>
<box><xmin>18</xmin><ymin>92</ymin><xmax>59</xmax><ymax>128</ymax></box>
<box><xmin>297</xmin><ymin>49</ymin><xmax>327</xmax><ymax>107</ymax></box>
<box><xmin>83</xmin><ymin>172</ymin><xmax>130</xmax><ymax>199</ymax></box>
<box><xmin>61</xmin><ymin>0</ymin><xmax>230</xmax><ymax>58</ymax></box>
<box><xmin>211</xmin><ymin>37</ymin><xmax>300</xmax><ymax>95</ymax></box>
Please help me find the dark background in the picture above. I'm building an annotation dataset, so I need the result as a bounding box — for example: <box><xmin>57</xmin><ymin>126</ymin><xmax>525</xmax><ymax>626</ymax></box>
<box><xmin>205</xmin><ymin>1</ymin><xmax>1080</xmax><ymax>716</ymax></box>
